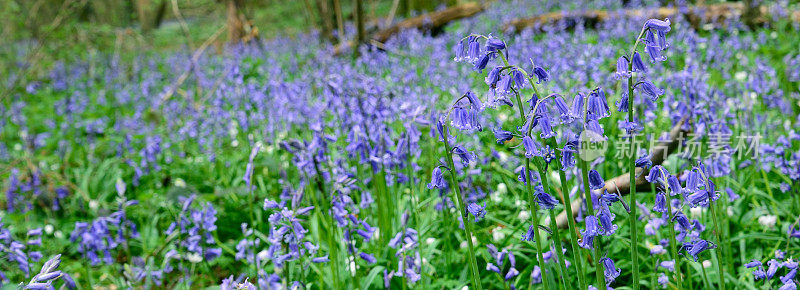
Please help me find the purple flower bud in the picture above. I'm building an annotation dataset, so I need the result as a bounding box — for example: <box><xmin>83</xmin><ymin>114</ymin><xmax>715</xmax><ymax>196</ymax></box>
<box><xmin>587</xmin><ymin>89</ymin><xmax>610</xmax><ymax>120</ymax></box>
<box><xmin>485</xmin><ymin>66</ymin><xmax>502</xmax><ymax>86</ymax></box>
<box><xmin>467</xmin><ymin>202</ymin><xmax>487</xmax><ymax>222</ymax></box>
<box><xmin>486</xmin><ymin>262</ymin><xmax>501</xmax><ymax>273</ymax></box>
<box><xmin>535</xmin><ymin>188</ymin><xmax>560</xmax><ymax>210</ymax></box>
<box><xmin>745</xmin><ymin>260</ymin><xmax>763</xmax><ymax>268</ymax></box>
<box><xmin>569</xmin><ymin>92</ymin><xmax>585</xmax><ymax>119</ymax></box>
<box><xmin>767</xmin><ymin>259</ymin><xmax>781</xmax><ymax>279</ymax></box>
<box><xmin>615</xmin><ymin>56</ymin><xmax>630</xmax><ymax>79</ymax></box>
<box><xmin>653</xmin><ymin>192</ymin><xmax>667</xmax><ymax>213</ymax></box>
<box><xmin>639</xmin><ymin>79</ymin><xmax>665</xmax><ymax>101</ymax></box>
<box><xmin>494</xmin><ymin>129</ymin><xmax>514</xmax><ymax>144</ymax></box>
<box><xmin>632</xmin><ymin>52</ymin><xmax>648</xmax><ymax>72</ymax></box>
<box><xmin>467</xmin><ymin>38</ymin><xmax>481</xmax><ymax>62</ymax></box>
<box><xmin>668</xmin><ymin>175</ymin><xmax>682</xmax><ymax>195</ymax></box>
<box><xmin>644</xmin><ymin>18</ymin><xmax>671</xmax><ymax>33</ymax></box>
<box><xmin>532</xmin><ymin>66</ymin><xmax>549</xmax><ymax>83</ymax></box>
<box><xmin>359</xmin><ymin>252</ymin><xmax>377</xmax><ymax>264</ymax></box>
<box><xmin>600</xmin><ymin>257</ymin><xmax>621</xmax><ymax>283</ymax></box>
<box><xmin>473</xmin><ymin>52</ymin><xmax>494</xmax><ymax>73</ymax></box>
<box><xmin>522</xmin><ymin>136</ymin><xmax>539</xmax><ymax>158</ymax></box>
<box><xmin>485</xmin><ymin>36</ymin><xmax>506</xmax><ymax>52</ymax></box>
<box><xmin>659</xmin><ymin>260</ymin><xmax>675</xmax><ymax>271</ymax></box>
<box><xmin>538</xmin><ymin>117</ymin><xmax>556</xmax><ymax>139</ymax></box>
<box><xmin>588</xmin><ymin>170</ymin><xmax>605</xmax><ymax>190</ymax></box>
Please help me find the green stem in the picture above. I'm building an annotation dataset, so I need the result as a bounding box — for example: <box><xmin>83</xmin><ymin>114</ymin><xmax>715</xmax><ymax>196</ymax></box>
<box><xmin>627</xmin><ymin>55</ymin><xmax>641</xmax><ymax>290</ymax></box>
<box><xmin>524</xmin><ymin>158</ymin><xmax>552</xmax><ymax>290</ymax></box>
<box><xmin>709</xmin><ymin>201</ymin><xmax>726</xmax><ymax>290</ymax></box>
<box><xmin>665</xmin><ymin>195</ymin><xmax>683</xmax><ymax>290</ymax></box>
<box><xmin>625</xmin><ymin>26</ymin><xmax>648</xmax><ymax>290</ymax></box>
<box><xmin>549</xmin><ymin>137</ymin><xmax>588</xmax><ymax>290</ymax></box>
<box><xmin>537</xmin><ymin>159</ymin><xmax>568</xmax><ymax>290</ymax></box>
<box><xmin>579</xmin><ymin>160</ymin><xmax>606</xmax><ymax>288</ymax></box>
<box><xmin>440</xmin><ymin>127</ymin><xmax>482</xmax><ymax>290</ymax></box>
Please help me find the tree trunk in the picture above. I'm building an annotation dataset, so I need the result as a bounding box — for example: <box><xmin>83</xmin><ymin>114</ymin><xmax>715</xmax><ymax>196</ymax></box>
<box><xmin>333</xmin><ymin>0</ymin><xmax>344</xmax><ymax>42</ymax></box>
<box><xmin>354</xmin><ymin>0</ymin><xmax>365</xmax><ymax>49</ymax></box>
<box><xmin>226</xmin><ymin>0</ymin><xmax>244</xmax><ymax>42</ymax></box>
<box><xmin>315</xmin><ymin>0</ymin><xmax>335</xmax><ymax>42</ymax></box>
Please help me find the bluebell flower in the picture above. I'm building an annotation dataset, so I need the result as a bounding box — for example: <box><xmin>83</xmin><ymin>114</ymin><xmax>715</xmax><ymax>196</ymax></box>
<box><xmin>535</xmin><ymin>186</ymin><xmax>560</xmax><ymax>210</ymax></box>
<box><xmin>745</xmin><ymin>260</ymin><xmax>763</xmax><ymax>268</ymax></box>
<box><xmin>632</xmin><ymin>52</ymin><xmax>647</xmax><ymax>72</ymax></box>
<box><xmin>668</xmin><ymin>175</ymin><xmax>682</xmax><ymax>195</ymax></box>
<box><xmin>485</xmin><ymin>66</ymin><xmax>502</xmax><ymax>86</ymax></box>
<box><xmin>522</xmin><ymin>136</ymin><xmax>539</xmax><ymax>158</ymax></box>
<box><xmin>465</xmin><ymin>91</ymin><xmax>484</xmax><ymax>112</ymax></box>
<box><xmin>567</xmin><ymin>93</ymin><xmax>585</xmax><ymax>120</ymax></box>
<box><xmin>588</xmin><ymin>170</ymin><xmax>605</xmax><ymax>190</ymax></box>
<box><xmin>615</xmin><ymin>56</ymin><xmax>630</xmax><ymax>79</ymax></box>
<box><xmin>561</xmin><ymin>143</ymin><xmax>577</xmax><ymax>171</ymax></box>
<box><xmin>473</xmin><ymin>52</ymin><xmax>494</xmax><ymax>73</ymax></box>
<box><xmin>767</xmin><ymin>259</ymin><xmax>781</xmax><ymax>279</ymax></box>
<box><xmin>494</xmin><ymin>129</ymin><xmax>514</xmax><ymax>144</ymax></box>
<box><xmin>512</xmin><ymin>69</ymin><xmax>526</xmax><ymax>89</ymax></box>
<box><xmin>644</xmin><ymin>18</ymin><xmax>671</xmax><ymax>33</ymax></box>
<box><xmin>451</xmin><ymin>146</ymin><xmax>476</xmax><ymax>164</ymax></box>
<box><xmin>467</xmin><ymin>202</ymin><xmax>487</xmax><ymax>222</ymax></box>
<box><xmin>453</xmin><ymin>39</ymin><xmax>466</xmax><ymax>62</ymax></box>
<box><xmin>779</xmin><ymin>281</ymin><xmax>796</xmax><ymax>290</ymax></box>
<box><xmin>579</xmin><ymin>216</ymin><xmax>599</xmax><ymax>250</ymax></box>
<box><xmin>553</xmin><ymin>95</ymin><xmax>570</xmax><ymax>122</ymax></box>
<box><xmin>496</xmin><ymin>74</ymin><xmax>513</xmax><ymax>96</ymax></box>
<box><xmin>600</xmin><ymin>257</ymin><xmax>621</xmax><ymax>283</ymax></box>
<box><xmin>466</xmin><ymin>37</ymin><xmax>481</xmax><ymax>62</ymax></box>
<box><xmin>681</xmin><ymin>239</ymin><xmax>716</xmax><ymax>262</ymax></box>
<box><xmin>653</xmin><ymin>192</ymin><xmax>667</xmax><ymax>213</ymax></box>
<box><xmin>532</xmin><ymin>66</ymin><xmax>549</xmax><ymax>83</ymax></box>
<box><xmin>687</xmin><ymin>190</ymin><xmax>717</xmax><ymax>207</ymax></box>
<box><xmin>359</xmin><ymin>252</ymin><xmax>377</xmax><ymax>264</ymax></box>
<box><xmin>659</xmin><ymin>260</ymin><xmax>675</xmax><ymax>271</ymax></box>
<box><xmin>538</xmin><ymin>116</ymin><xmax>556</xmax><ymax>139</ymax></box>
<box><xmin>586</xmin><ymin>89</ymin><xmax>610</xmax><ymax>120</ymax></box>
<box><xmin>427</xmin><ymin>167</ymin><xmax>446</xmax><ymax>189</ymax></box>
<box><xmin>616</xmin><ymin>93</ymin><xmax>628</xmax><ymax>112</ymax></box>
<box><xmin>639</xmin><ymin>79</ymin><xmax>664</xmax><ymax>101</ymax></box>
<box><xmin>451</xmin><ymin>107</ymin><xmax>481</xmax><ymax>132</ymax></box>
<box><xmin>645</xmin><ymin>41</ymin><xmax>666</xmax><ymax>62</ymax></box>
<box><xmin>585</xmin><ymin>120</ymin><xmax>606</xmax><ymax>140</ymax></box>
<box><xmin>485</xmin><ymin>36</ymin><xmax>506</xmax><ymax>52</ymax></box>
<box><xmin>597</xmin><ymin>207</ymin><xmax>618</xmax><ymax>236</ymax></box>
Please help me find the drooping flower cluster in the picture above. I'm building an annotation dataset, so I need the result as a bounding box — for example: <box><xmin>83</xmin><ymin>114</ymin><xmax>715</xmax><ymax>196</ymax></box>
<box><xmin>485</xmin><ymin>244</ymin><xmax>520</xmax><ymax>286</ymax></box>
<box><xmin>384</xmin><ymin>225</ymin><xmax>421</xmax><ymax>287</ymax></box>
<box><xmin>70</xmin><ymin>200</ymin><xmax>140</xmax><ymax>266</ymax></box>
<box><xmin>163</xmin><ymin>195</ymin><xmax>221</xmax><ymax>275</ymax></box>
<box><xmin>22</xmin><ymin>254</ymin><xmax>76</xmax><ymax>290</ymax></box>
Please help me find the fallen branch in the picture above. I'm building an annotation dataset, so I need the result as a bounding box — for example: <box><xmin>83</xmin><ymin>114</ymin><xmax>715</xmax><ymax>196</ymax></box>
<box><xmin>545</xmin><ymin>118</ymin><xmax>690</xmax><ymax>229</ymax></box>
<box><xmin>334</xmin><ymin>2</ymin><xmax>484</xmax><ymax>55</ymax></box>
<box><xmin>158</xmin><ymin>25</ymin><xmax>225</xmax><ymax>106</ymax></box>
<box><xmin>503</xmin><ymin>3</ymin><xmax>800</xmax><ymax>33</ymax></box>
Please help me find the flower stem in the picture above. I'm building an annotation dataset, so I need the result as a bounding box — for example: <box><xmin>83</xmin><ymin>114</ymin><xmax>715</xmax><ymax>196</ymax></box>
<box><xmin>548</xmin><ymin>137</ymin><xmax>588</xmax><ymax>290</ymax></box>
<box><xmin>440</xmin><ymin>126</ymin><xmax>482</xmax><ymax>290</ymax></box>
<box><xmin>626</xmin><ymin>57</ymin><xmax>641</xmax><ymax>290</ymax></box>
<box><xmin>537</xmin><ymin>158</ymin><xmax>569</xmax><ymax>290</ymax></box>
<box><xmin>579</xmin><ymin>159</ymin><xmax>606</xmax><ymax>288</ymax></box>
<box><xmin>525</xmin><ymin>159</ymin><xmax>553</xmax><ymax>290</ymax></box>
<box><xmin>664</xmin><ymin>194</ymin><xmax>683</xmax><ymax>290</ymax></box>
<box><xmin>709</xmin><ymin>200</ymin><xmax>726</xmax><ymax>290</ymax></box>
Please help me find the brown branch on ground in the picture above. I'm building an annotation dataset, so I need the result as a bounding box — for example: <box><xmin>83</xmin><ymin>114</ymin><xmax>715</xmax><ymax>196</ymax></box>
<box><xmin>545</xmin><ymin>117</ymin><xmax>691</xmax><ymax>229</ymax></box>
<box><xmin>503</xmin><ymin>3</ymin><xmax>800</xmax><ymax>33</ymax></box>
<box><xmin>334</xmin><ymin>2</ymin><xmax>484</xmax><ymax>55</ymax></box>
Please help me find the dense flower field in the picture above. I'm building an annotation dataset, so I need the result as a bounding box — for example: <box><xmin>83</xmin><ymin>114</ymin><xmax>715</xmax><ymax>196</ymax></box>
<box><xmin>2</xmin><ymin>0</ymin><xmax>800</xmax><ymax>289</ymax></box>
